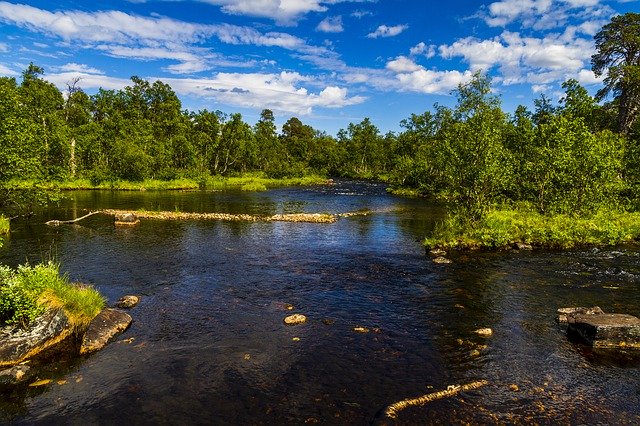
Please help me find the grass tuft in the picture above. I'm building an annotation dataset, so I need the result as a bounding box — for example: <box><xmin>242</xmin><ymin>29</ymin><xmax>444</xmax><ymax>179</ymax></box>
<box><xmin>0</xmin><ymin>262</ymin><xmax>105</xmax><ymax>330</ymax></box>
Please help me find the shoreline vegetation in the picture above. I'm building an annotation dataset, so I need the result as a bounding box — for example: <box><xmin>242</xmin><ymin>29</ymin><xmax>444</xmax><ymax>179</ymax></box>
<box><xmin>1</xmin><ymin>14</ymin><xmax>639</xmax><ymax>253</ymax></box>
<box><xmin>0</xmin><ymin>262</ymin><xmax>104</xmax><ymax>331</ymax></box>
<box><xmin>424</xmin><ymin>209</ymin><xmax>640</xmax><ymax>251</ymax></box>
<box><xmin>4</xmin><ymin>174</ymin><xmax>328</xmax><ymax>192</ymax></box>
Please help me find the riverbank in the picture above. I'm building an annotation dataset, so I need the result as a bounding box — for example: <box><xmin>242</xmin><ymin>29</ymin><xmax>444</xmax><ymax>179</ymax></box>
<box><xmin>0</xmin><ymin>262</ymin><xmax>104</xmax><ymax>331</ymax></box>
<box><xmin>4</xmin><ymin>175</ymin><xmax>328</xmax><ymax>192</ymax></box>
<box><xmin>425</xmin><ymin>209</ymin><xmax>640</xmax><ymax>250</ymax></box>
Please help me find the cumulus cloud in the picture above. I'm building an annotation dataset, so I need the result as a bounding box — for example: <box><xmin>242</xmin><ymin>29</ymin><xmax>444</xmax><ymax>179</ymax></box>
<box><xmin>39</xmin><ymin>67</ymin><xmax>365</xmax><ymax>114</ymax></box>
<box><xmin>316</xmin><ymin>16</ymin><xmax>343</xmax><ymax>33</ymax></box>
<box><xmin>439</xmin><ymin>30</ymin><xmax>594</xmax><ymax>85</ymax></box>
<box><xmin>482</xmin><ymin>0</ymin><xmax>614</xmax><ymax>30</ymax></box>
<box><xmin>409</xmin><ymin>42</ymin><xmax>436</xmax><ymax>58</ymax></box>
<box><xmin>57</xmin><ymin>62</ymin><xmax>104</xmax><ymax>74</ymax></box>
<box><xmin>0</xmin><ymin>2</ymin><xmax>339</xmax><ymax>75</ymax></box>
<box><xmin>367</xmin><ymin>24</ymin><xmax>408</xmax><ymax>38</ymax></box>
<box><xmin>386</xmin><ymin>56</ymin><xmax>422</xmax><ymax>73</ymax></box>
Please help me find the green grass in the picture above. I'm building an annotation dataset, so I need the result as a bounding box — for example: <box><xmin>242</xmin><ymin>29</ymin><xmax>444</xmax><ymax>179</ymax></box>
<box><xmin>0</xmin><ymin>262</ymin><xmax>105</xmax><ymax>330</ymax></box>
<box><xmin>0</xmin><ymin>216</ymin><xmax>8</xmax><ymax>249</ymax></box>
<box><xmin>0</xmin><ymin>216</ymin><xmax>8</xmax><ymax>236</ymax></box>
<box><xmin>6</xmin><ymin>174</ymin><xmax>328</xmax><ymax>192</ymax></box>
<box><xmin>425</xmin><ymin>208</ymin><xmax>640</xmax><ymax>250</ymax></box>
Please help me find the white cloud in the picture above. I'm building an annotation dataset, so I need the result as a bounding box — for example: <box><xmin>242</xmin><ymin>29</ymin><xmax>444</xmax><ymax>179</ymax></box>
<box><xmin>162</xmin><ymin>72</ymin><xmax>366</xmax><ymax>114</ymax></box>
<box><xmin>482</xmin><ymin>0</ymin><xmax>614</xmax><ymax>30</ymax></box>
<box><xmin>367</xmin><ymin>24</ymin><xmax>408</xmax><ymax>39</ymax></box>
<box><xmin>576</xmin><ymin>68</ymin><xmax>602</xmax><ymax>85</ymax></box>
<box><xmin>57</xmin><ymin>62</ymin><xmax>104</xmax><ymax>74</ymax></box>
<box><xmin>439</xmin><ymin>31</ymin><xmax>593</xmax><ymax>86</ymax></box>
<box><xmin>199</xmin><ymin>0</ymin><xmax>327</xmax><ymax>25</ymax></box>
<box><xmin>386</xmin><ymin>56</ymin><xmax>422</xmax><ymax>73</ymax></box>
<box><xmin>0</xmin><ymin>63</ymin><xmax>18</xmax><ymax>76</ymax></box>
<box><xmin>409</xmin><ymin>42</ymin><xmax>436</xmax><ymax>58</ymax></box>
<box><xmin>0</xmin><ymin>42</ymin><xmax>7</xmax><ymax>52</ymax></box>
<box><xmin>0</xmin><ymin>3</ymin><xmax>339</xmax><ymax>75</ymax></box>
<box><xmin>316</xmin><ymin>16</ymin><xmax>343</xmax><ymax>33</ymax></box>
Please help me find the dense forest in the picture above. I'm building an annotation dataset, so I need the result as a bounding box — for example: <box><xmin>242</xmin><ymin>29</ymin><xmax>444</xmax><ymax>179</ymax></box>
<box><xmin>1</xmin><ymin>13</ymin><xmax>639</xmax><ymax>240</ymax></box>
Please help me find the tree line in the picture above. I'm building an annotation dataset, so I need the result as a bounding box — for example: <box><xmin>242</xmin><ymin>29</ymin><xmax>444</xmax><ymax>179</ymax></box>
<box><xmin>0</xmin><ymin>13</ymin><xmax>638</xmax><ymax>221</ymax></box>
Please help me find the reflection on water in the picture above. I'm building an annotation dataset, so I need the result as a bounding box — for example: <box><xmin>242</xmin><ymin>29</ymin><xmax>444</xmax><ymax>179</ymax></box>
<box><xmin>1</xmin><ymin>181</ymin><xmax>639</xmax><ymax>424</ymax></box>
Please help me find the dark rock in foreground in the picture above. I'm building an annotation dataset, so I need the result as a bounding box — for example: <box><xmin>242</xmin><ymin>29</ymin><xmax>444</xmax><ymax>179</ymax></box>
<box><xmin>80</xmin><ymin>309</ymin><xmax>132</xmax><ymax>355</ymax></box>
<box><xmin>0</xmin><ymin>365</ymin><xmax>34</xmax><ymax>386</ymax></box>
<box><xmin>568</xmin><ymin>313</ymin><xmax>640</xmax><ymax>349</ymax></box>
<box><xmin>116</xmin><ymin>295</ymin><xmax>140</xmax><ymax>309</ymax></box>
<box><xmin>0</xmin><ymin>310</ymin><xmax>72</xmax><ymax>368</ymax></box>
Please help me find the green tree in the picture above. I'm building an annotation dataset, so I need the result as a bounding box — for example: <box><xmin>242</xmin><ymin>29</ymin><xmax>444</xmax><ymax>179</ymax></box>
<box><xmin>592</xmin><ymin>12</ymin><xmax>640</xmax><ymax>134</ymax></box>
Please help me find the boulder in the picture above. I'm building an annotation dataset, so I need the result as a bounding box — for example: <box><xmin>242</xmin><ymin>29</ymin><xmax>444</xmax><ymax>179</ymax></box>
<box><xmin>0</xmin><ymin>309</ymin><xmax>72</xmax><ymax>368</ymax></box>
<box><xmin>557</xmin><ymin>306</ymin><xmax>604</xmax><ymax>323</ymax></box>
<box><xmin>114</xmin><ymin>213</ymin><xmax>139</xmax><ymax>226</ymax></box>
<box><xmin>567</xmin><ymin>313</ymin><xmax>640</xmax><ymax>349</ymax></box>
<box><xmin>116</xmin><ymin>295</ymin><xmax>140</xmax><ymax>309</ymax></box>
<box><xmin>80</xmin><ymin>309</ymin><xmax>132</xmax><ymax>355</ymax></box>
<box><xmin>0</xmin><ymin>365</ymin><xmax>33</xmax><ymax>386</ymax></box>
<box><xmin>283</xmin><ymin>314</ymin><xmax>307</xmax><ymax>325</ymax></box>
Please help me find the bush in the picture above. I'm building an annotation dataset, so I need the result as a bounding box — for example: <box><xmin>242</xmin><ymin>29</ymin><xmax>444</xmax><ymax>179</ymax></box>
<box><xmin>0</xmin><ymin>262</ymin><xmax>105</xmax><ymax>329</ymax></box>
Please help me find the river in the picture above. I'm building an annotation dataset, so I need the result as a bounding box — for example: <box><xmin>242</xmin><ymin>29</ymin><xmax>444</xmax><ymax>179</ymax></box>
<box><xmin>0</xmin><ymin>180</ymin><xmax>639</xmax><ymax>424</ymax></box>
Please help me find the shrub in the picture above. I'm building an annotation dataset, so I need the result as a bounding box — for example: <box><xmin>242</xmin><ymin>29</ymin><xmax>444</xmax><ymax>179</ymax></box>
<box><xmin>0</xmin><ymin>262</ymin><xmax>105</xmax><ymax>329</ymax></box>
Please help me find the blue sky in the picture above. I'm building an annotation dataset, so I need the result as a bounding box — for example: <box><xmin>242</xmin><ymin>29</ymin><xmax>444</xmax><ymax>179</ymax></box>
<box><xmin>0</xmin><ymin>1</ymin><xmax>637</xmax><ymax>135</ymax></box>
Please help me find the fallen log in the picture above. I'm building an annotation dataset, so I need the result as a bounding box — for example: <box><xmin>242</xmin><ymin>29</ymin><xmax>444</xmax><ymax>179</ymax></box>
<box><xmin>45</xmin><ymin>211</ymin><xmax>102</xmax><ymax>226</ymax></box>
<box><xmin>382</xmin><ymin>380</ymin><xmax>489</xmax><ymax>419</ymax></box>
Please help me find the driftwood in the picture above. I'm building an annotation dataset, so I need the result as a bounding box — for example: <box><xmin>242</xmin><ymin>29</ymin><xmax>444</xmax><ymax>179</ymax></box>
<box><xmin>45</xmin><ymin>211</ymin><xmax>102</xmax><ymax>226</ymax></box>
<box><xmin>382</xmin><ymin>380</ymin><xmax>488</xmax><ymax>419</ymax></box>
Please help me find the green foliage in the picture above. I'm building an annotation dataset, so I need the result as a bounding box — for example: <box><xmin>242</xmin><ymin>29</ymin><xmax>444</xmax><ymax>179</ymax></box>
<box><xmin>592</xmin><ymin>13</ymin><xmax>640</xmax><ymax>134</ymax></box>
<box><xmin>0</xmin><ymin>262</ymin><xmax>105</xmax><ymax>330</ymax></box>
<box><xmin>426</xmin><ymin>208</ymin><xmax>640</xmax><ymax>250</ymax></box>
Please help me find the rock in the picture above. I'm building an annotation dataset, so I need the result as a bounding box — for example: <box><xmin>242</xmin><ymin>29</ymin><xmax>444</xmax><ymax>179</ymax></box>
<box><xmin>567</xmin><ymin>313</ymin><xmax>640</xmax><ymax>349</ymax></box>
<box><xmin>353</xmin><ymin>326</ymin><xmax>370</xmax><ymax>333</ymax></box>
<box><xmin>557</xmin><ymin>306</ymin><xmax>604</xmax><ymax>323</ymax></box>
<box><xmin>321</xmin><ymin>318</ymin><xmax>335</xmax><ymax>325</ymax></box>
<box><xmin>513</xmin><ymin>242</ymin><xmax>533</xmax><ymax>250</ymax></box>
<box><xmin>114</xmin><ymin>213</ymin><xmax>139</xmax><ymax>226</ymax></box>
<box><xmin>0</xmin><ymin>309</ymin><xmax>72</xmax><ymax>368</ymax></box>
<box><xmin>283</xmin><ymin>314</ymin><xmax>307</xmax><ymax>325</ymax></box>
<box><xmin>429</xmin><ymin>248</ymin><xmax>447</xmax><ymax>256</ymax></box>
<box><xmin>433</xmin><ymin>256</ymin><xmax>452</xmax><ymax>264</ymax></box>
<box><xmin>116</xmin><ymin>295</ymin><xmax>140</xmax><ymax>309</ymax></box>
<box><xmin>0</xmin><ymin>365</ymin><xmax>33</xmax><ymax>386</ymax></box>
<box><xmin>474</xmin><ymin>328</ymin><xmax>493</xmax><ymax>337</ymax></box>
<box><xmin>80</xmin><ymin>309</ymin><xmax>132</xmax><ymax>355</ymax></box>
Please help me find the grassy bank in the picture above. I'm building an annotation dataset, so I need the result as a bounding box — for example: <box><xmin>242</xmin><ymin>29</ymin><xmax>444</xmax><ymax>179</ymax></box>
<box><xmin>4</xmin><ymin>174</ymin><xmax>328</xmax><ymax>192</ymax></box>
<box><xmin>425</xmin><ymin>209</ymin><xmax>640</xmax><ymax>250</ymax></box>
<box><xmin>0</xmin><ymin>262</ymin><xmax>105</xmax><ymax>330</ymax></box>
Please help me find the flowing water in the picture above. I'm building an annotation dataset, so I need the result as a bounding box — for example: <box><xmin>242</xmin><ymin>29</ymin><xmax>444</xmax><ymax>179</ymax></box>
<box><xmin>0</xmin><ymin>181</ymin><xmax>639</xmax><ymax>425</ymax></box>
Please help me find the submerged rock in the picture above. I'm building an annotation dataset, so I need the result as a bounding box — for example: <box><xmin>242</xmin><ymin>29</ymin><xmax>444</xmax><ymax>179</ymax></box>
<box><xmin>474</xmin><ymin>328</ymin><xmax>493</xmax><ymax>337</ymax></box>
<box><xmin>0</xmin><ymin>309</ymin><xmax>72</xmax><ymax>368</ymax></box>
<box><xmin>0</xmin><ymin>365</ymin><xmax>33</xmax><ymax>386</ymax></box>
<box><xmin>80</xmin><ymin>309</ymin><xmax>132</xmax><ymax>355</ymax></box>
<box><xmin>557</xmin><ymin>306</ymin><xmax>604</xmax><ymax>323</ymax></box>
<box><xmin>567</xmin><ymin>313</ymin><xmax>640</xmax><ymax>349</ymax></box>
<box><xmin>116</xmin><ymin>295</ymin><xmax>140</xmax><ymax>309</ymax></box>
<box><xmin>283</xmin><ymin>314</ymin><xmax>307</xmax><ymax>325</ymax></box>
<box><xmin>433</xmin><ymin>256</ymin><xmax>453</xmax><ymax>264</ymax></box>
<box><xmin>429</xmin><ymin>248</ymin><xmax>447</xmax><ymax>256</ymax></box>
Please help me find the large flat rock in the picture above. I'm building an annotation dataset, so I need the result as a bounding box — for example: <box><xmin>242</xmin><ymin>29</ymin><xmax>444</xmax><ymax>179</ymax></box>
<box><xmin>80</xmin><ymin>308</ymin><xmax>132</xmax><ymax>355</ymax></box>
<box><xmin>568</xmin><ymin>313</ymin><xmax>640</xmax><ymax>349</ymax></box>
<box><xmin>0</xmin><ymin>309</ymin><xmax>72</xmax><ymax>367</ymax></box>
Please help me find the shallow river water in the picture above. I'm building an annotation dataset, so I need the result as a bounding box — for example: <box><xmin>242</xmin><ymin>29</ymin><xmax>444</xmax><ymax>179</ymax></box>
<box><xmin>1</xmin><ymin>181</ymin><xmax>639</xmax><ymax>425</ymax></box>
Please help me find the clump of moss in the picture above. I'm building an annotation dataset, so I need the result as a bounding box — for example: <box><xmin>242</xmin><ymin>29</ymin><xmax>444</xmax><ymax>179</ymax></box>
<box><xmin>0</xmin><ymin>262</ymin><xmax>105</xmax><ymax>330</ymax></box>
